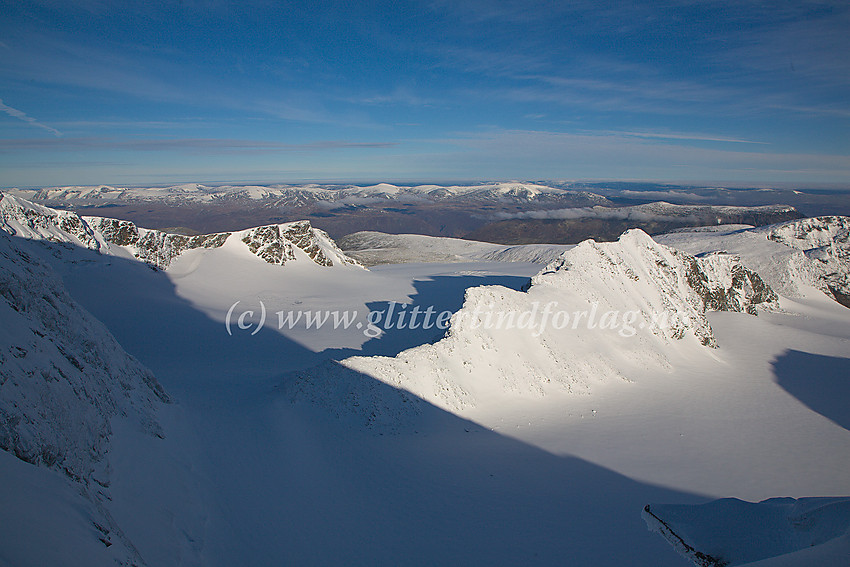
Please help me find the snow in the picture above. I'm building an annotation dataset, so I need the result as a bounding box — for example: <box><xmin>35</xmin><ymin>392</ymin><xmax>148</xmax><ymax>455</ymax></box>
<box><xmin>0</xmin><ymin>192</ymin><xmax>361</xmax><ymax>271</ymax></box>
<box><xmin>11</xmin><ymin>182</ymin><xmax>612</xmax><ymax>206</ymax></box>
<box><xmin>339</xmin><ymin>230</ymin><xmax>572</xmax><ymax>266</ymax></box>
<box><xmin>657</xmin><ymin>217</ymin><xmax>850</xmax><ymax>305</ymax></box>
<box><xmin>1</xmin><ymin>194</ymin><xmax>849</xmax><ymax>566</ymax></box>
<box><xmin>644</xmin><ymin>497</ymin><xmax>850</xmax><ymax>566</ymax></box>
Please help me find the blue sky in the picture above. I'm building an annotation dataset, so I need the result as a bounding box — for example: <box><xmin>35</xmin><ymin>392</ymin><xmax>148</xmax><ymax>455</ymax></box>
<box><xmin>1</xmin><ymin>0</ymin><xmax>848</xmax><ymax>187</ymax></box>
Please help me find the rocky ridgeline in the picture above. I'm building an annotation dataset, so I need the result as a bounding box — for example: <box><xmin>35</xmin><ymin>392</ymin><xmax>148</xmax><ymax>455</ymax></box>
<box><xmin>763</xmin><ymin>216</ymin><xmax>850</xmax><ymax>307</ymax></box>
<box><xmin>85</xmin><ymin>216</ymin><xmax>230</xmax><ymax>269</ymax></box>
<box><xmin>240</xmin><ymin>221</ymin><xmax>337</xmax><ymax>267</ymax></box>
<box><xmin>286</xmin><ymin>230</ymin><xmax>779</xmax><ymax>424</ymax></box>
<box><xmin>533</xmin><ymin>230</ymin><xmax>777</xmax><ymax>347</ymax></box>
<box><xmin>0</xmin><ymin>193</ymin><xmax>359</xmax><ymax>270</ymax></box>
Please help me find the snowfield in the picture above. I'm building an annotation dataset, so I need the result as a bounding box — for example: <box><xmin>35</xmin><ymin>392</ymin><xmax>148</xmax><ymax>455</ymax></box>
<box><xmin>1</xmin><ymin>194</ymin><xmax>849</xmax><ymax>567</ymax></box>
<box><xmin>339</xmin><ymin>230</ymin><xmax>572</xmax><ymax>265</ymax></box>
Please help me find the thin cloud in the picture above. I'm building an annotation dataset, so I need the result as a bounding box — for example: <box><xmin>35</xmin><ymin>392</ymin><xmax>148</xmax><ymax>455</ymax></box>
<box><xmin>0</xmin><ymin>137</ymin><xmax>396</xmax><ymax>154</ymax></box>
<box><xmin>604</xmin><ymin>130</ymin><xmax>769</xmax><ymax>145</ymax></box>
<box><xmin>0</xmin><ymin>99</ymin><xmax>62</xmax><ymax>137</ymax></box>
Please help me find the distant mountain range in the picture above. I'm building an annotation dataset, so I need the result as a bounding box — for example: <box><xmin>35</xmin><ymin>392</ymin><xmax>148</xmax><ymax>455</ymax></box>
<box><xmin>5</xmin><ymin>182</ymin><xmax>819</xmax><ymax>243</ymax></box>
<box><xmin>465</xmin><ymin>201</ymin><xmax>803</xmax><ymax>244</ymax></box>
<box><xmin>16</xmin><ymin>181</ymin><xmax>611</xmax><ymax>207</ymax></box>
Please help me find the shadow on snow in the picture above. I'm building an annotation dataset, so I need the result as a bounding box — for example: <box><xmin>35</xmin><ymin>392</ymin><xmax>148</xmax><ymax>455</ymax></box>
<box><xmin>773</xmin><ymin>349</ymin><xmax>850</xmax><ymax>433</ymax></box>
<box><xmin>19</xmin><ymin>236</ymin><xmax>702</xmax><ymax>566</ymax></box>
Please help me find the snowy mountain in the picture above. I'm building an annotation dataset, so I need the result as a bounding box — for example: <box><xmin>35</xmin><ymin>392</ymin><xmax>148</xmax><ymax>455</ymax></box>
<box><xmin>657</xmin><ymin>216</ymin><xmax>850</xmax><ymax>307</ymax></box>
<box><xmin>12</xmin><ymin>182</ymin><xmax>612</xmax><ymax>207</ymax></box>
<box><xmin>760</xmin><ymin>216</ymin><xmax>850</xmax><ymax>306</ymax></box>
<box><xmin>0</xmin><ymin>228</ymin><xmax>169</xmax><ymax>482</ymax></box>
<box><xmin>0</xmin><ymin>193</ymin><xmax>361</xmax><ymax>270</ymax></box>
<box><xmin>338</xmin><ymin>231</ymin><xmax>572</xmax><ymax>266</ymax></box>
<box><xmin>0</xmin><ymin>227</ymin><xmax>171</xmax><ymax>564</ymax></box>
<box><xmin>286</xmin><ymin>229</ymin><xmax>777</xmax><ymax>419</ymax></box>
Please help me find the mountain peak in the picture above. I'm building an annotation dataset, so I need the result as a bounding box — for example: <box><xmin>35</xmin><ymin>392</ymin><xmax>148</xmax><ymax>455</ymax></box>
<box><xmin>0</xmin><ymin>193</ymin><xmax>362</xmax><ymax>271</ymax></box>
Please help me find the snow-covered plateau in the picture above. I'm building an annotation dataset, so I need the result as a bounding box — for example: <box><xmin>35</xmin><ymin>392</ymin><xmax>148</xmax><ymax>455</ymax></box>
<box><xmin>1</xmin><ymin>194</ymin><xmax>848</xmax><ymax>567</ymax></box>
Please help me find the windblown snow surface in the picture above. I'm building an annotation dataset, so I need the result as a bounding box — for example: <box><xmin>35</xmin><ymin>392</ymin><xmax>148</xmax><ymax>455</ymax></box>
<box><xmin>1</xmin><ymin>195</ymin><xmax>849</xmax><ymax>566</ymax></box>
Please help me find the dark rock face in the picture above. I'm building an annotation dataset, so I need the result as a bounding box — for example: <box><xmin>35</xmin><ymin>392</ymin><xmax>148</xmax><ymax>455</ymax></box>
<box><xmin>90</xmin><ymin>217</ymin><xmax>138</xmax><ymax>246</ymax></box>
<box><xmin>88</xmin><ymin>216</ymin><xmax>233</xmax><ymax>269</ymax></box>
<box><xmin>282</xmin><ymin>221</ymin><xmax>334</xmax><ymax>267</ymax></box>
<box><xmin>686</xmin><ymin>256</ymin><xmax>778</xmax><ymax>317</ymax></box>
<box><xmin>241</xmin><ymin>225</ymin><xmax>294</xmax><ymax>265</ymax></box>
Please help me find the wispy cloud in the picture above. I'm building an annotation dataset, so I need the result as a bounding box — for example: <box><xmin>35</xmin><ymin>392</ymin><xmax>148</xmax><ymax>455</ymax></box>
<box><xmin>0</xmin><ymin>98</ymin><xmax>62</xmax><ymax>137</ymax></box>
<box><xmin>428</xmin><ymin>128</ymin><xmax>850</xmax><ymax>183</ymax></box>
<box><xmin>601</xmin><ymin>130</ymin><xmax>769</xmax><ymax>145</ymax></box>
<box><xmin>0</xmin><ymin>137</ymin><xmax>396</xmax><ymax>154</ymax></box>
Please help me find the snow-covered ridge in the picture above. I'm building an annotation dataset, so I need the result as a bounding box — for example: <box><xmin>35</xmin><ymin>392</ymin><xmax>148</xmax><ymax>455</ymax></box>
<box><xmin>760</xmin><ymin>216</ymin><xmax>850</xmax><ymax>306</ymax></box>
<box><xmin>531</xmin><ymin>230</ymin><xmax>777</xmax><ymax>346</ymax></box>
<box><xmin>286</xmin><ymin>230</ymin><xmax>777</xmax><ymax>420</ymax></box>
<box><xmin>0</xmin><ymin>193</ymin><xmax>361</xmax><ymax>270</ymax></box>
<box><xmin>10</xmin><ymin>182</ymin><xmax>611</xmax><ymax>207</ymax></box>
<box><xmin>657</xmin><ymin>216</ymin><xmax>850</xmax><ymax>308</ymax></box>
<box><xmin>0</xmin><ymin>229</ymin><xmax>169</xmax><ymax>483</ymax></box>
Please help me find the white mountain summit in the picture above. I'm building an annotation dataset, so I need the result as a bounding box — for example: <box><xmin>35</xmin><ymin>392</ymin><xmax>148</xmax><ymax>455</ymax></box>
<box><xmin>287</xmin><ymin>229</ymin><xmax>778</xmax><ymax>421</ymax></box>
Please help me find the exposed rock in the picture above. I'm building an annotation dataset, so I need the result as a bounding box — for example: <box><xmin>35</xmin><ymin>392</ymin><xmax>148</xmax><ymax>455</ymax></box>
<box><xmin>762</xmin><ymin>216</ymin><xmax>850</xmax><ymax>307</ymax></box>
<box><xmin>241</xmin><ymin>225</ymin><xmax>295</xmax><ymax>265</ymax></box>
<box><xmin>0</xmin><ymin>193</ymin><xmax>362</xmax><ymax>271</ymax></box>
<box><xmin>282</xmin><ymin>221</ymin><xmax>334</xmax><ymax>266</ymax></box>
<box><xmin>286</xmin><ymin>230</ymin><xmax>779</xmax><ymax>421</ymax></box>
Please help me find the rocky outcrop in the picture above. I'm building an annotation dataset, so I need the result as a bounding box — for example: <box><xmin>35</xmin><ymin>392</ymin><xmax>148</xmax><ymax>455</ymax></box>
<box><xmin>282</xmin><ymin>221</ymin><xmax>336</xmax><ymax>267</ymax></box>
<box><xmin>0</xmin><ymin>193</ymin><xmax>362</xmax><ymax>271</ymax></box>
<box><xmin>686</xmin><ymin>253</ymin><xmax>778</xmax><ymax>316</ymax></box>
<box><xmin>762</xmin><ymin>216</ymin><xmax>850</xmax><ymax>307</ymax></box>
<box><xmin>532</xmin><ymin>230</ymin><xmax>777</xmax><ymax>347</ymax></box>
<box><xmin>285</xmin><ymin>230</ymin><xmax>778</xmax><ymax>421</ymax></box>
<box><xmin>86</xmin><ymin>216</ymin><xmax>232</xmax><ymax>269</ymax></box>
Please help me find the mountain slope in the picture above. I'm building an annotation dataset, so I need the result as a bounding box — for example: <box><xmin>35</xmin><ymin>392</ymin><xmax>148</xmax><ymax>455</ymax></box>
<box><xmin>657</xmin><ymin>216</ymin><xmax>850</xmax><ymax>307</ymax></box>
<box><xmin>0</xmin><ymin>229</ymin><xmax>168</xmax><ymax>481</ymax></box>
<box><xmin>0</xmin><ymin>228</ymin><xmax>171</xmax><ymax>565</ymax></box>
<box><xmin>286</xmin><ymin>229</ymin><xmax>777</xmax><ymax>418</ymax></box>
<box><xmin>644</xmin><ymin>497</ymin><xmax>850</xmax><ymax>566</ymax></box>
<box><xmin>760</xmin><ymin>216</ymin><xmax>850</xmax><ymax>306</ymax></box>
<box><xmin>0</xmin><ymin>193</ymin><xmax>361</xmax><ymax>270</ymax></box>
